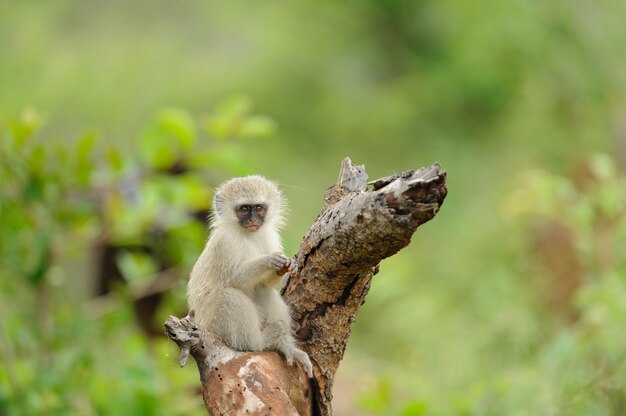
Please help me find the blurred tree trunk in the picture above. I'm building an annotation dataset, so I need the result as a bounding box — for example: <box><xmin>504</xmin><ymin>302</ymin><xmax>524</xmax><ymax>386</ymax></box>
<box><xmin>165</xmin><ymin>157</ymin><xmax>447</xmax><ymax>415</ymax></box>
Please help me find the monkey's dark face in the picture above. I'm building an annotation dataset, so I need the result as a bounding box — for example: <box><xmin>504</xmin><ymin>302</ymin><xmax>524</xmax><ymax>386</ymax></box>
<box><xmin>235</xmin><ymin>204</ymin><xmax>268</xmax><ymax>232</ymax></box>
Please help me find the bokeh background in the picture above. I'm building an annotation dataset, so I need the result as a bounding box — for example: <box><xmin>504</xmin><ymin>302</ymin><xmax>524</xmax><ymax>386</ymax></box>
<box><xmin>2</xmin><ymin>1</ymin><xmax>626</xmax><ymax>415</ymax></box>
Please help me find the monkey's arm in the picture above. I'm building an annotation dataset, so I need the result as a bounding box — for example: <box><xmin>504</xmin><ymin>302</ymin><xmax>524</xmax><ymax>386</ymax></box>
<box><xmin>230</xmin><ymin>252</ymin><xmax>291</xmax><ymax>288</ymax></box>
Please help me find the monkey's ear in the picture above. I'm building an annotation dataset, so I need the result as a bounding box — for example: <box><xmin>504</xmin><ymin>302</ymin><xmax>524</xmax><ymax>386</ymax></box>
<box><xmin>213</xmin><ymin>193</ymin><xmax>223</xmax><ymax>216</ymax></box>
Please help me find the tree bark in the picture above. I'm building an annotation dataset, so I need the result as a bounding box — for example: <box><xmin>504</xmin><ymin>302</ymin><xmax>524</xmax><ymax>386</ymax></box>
<box><xmin>165</xmin><ymin>157</ymin><xmax>447</xmax><ymax>415</ymax></box>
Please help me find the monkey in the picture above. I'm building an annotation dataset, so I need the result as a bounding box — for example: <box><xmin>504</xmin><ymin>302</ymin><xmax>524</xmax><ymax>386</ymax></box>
<box><xmin>187</xmin><ymin>175</ymin><xmax>313</xmax><ymax>378</ymax></box>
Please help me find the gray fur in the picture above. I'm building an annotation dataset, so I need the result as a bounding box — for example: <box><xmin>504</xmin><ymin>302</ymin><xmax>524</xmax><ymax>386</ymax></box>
<box><xmin>187</xmin><ymin>176</ymin><xmax>313</xmax><ymax>377</ymax></box>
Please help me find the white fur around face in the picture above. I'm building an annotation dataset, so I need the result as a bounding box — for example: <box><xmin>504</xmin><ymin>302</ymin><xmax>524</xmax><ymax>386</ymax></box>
<box><xmin>211</xmin><ymin>175</ymin><xmax>285</xmax><ymax>231</ymax></box>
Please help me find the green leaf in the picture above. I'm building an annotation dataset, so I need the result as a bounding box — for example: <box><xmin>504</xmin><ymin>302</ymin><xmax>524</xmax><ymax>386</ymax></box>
<box><xmin>107</xmin><ymin>147</ymin><xmax>124</xmax><ymax>172</ymax></box>
<box><xmin>139</xmin><ymin>108</ymin><xmax>197</xmax><ymax>169</ymax></box>
<box><xmin>240</xmin><ymin>115</ymin><xmax>277</xmax><ymax>139</ymax></box>
<box><xmin>174</xmin><ymin>174</ymin><xmax>212</xmax><ymax>211</ymax></box>
<box><xmin>28</xmin><ymin>145</ymin><xmax>46</xmax><ymax>176</ymax></box>
<box><xmin>216</xmin><ymin>95</ymin><xmax>252</xmax><ymax>118</ymax></box>
<box><xmin>23</xmin><ymin>177</ymin><xmax>45</xmax><ymax>202</ymax></box>
<box><xmin>203</xmin><ymin>96</ymin><xmax>276</xmax><ymax>141</ymax></box>
<box><xmin>9</xmin><ymin>107</ymin><xmax>44</xmax><ymax>148</ymax></box>
<box><xmin>156</xmin><ymin>108</ymin><xmax>197</xmax><ymax>149</ymax></box>
<box><xmin>77</xmin><ymin>132</ymin><xmax>96</xmax><ymax>161</ymax></box>
<box><xmin>76</xmin><ymin>132</ymin><xmax>96</xmax><ymax>186</ymax></box>
<box><xmin>204</xmin><ymin>114</ymin><xmax>234</xmax><ymax>140</ymax></box>
<box><xmin>116</xmin><ymin>251</ymin><xmax>158</xmax><ymax>283</ymax></box>
<box><xmin>189</xmin><ymin>144</ymin><xmax>252</xmax><ymax>175</ymax></box>
<box><xmin>28</xmin><ymin>232</ymin><xmax>50</xmax><ymax>285</ymax></box>
<box><xmin>402</xmin><ymin>401</ymin><xmax>428</xmax><ymax>416</ymax></box>
<box><xmin>139</xmin><ymin>127</ymin><xmax>178</xmax><ymax>169</ymax></box>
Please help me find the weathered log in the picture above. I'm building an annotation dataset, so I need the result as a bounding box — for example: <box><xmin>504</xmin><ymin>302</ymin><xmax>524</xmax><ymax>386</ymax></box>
<box><xmin>165</xmin><ymin>313</ymin><xmax>312</xmax><ymax>415</ymax></box>
<box><xmin>165</xmin><ymin>157</ymin><xmax>447</xmax><ymax>415</ymax></box>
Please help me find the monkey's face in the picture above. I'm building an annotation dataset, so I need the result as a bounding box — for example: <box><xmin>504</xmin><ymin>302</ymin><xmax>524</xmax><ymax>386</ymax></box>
<box><xmin>211</xmin><ymin>175</ymin><xmax>284</xmax><ymax>231</ymax></box>
<box><xmin>235</xmin><ymin>204</ymin><xmax>268</xmax><ymax>232</ymax></box>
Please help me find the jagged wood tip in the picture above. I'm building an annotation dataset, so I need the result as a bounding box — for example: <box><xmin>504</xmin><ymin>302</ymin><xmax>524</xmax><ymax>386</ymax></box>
<box><xmin>369</xmin><ymin>161</ymin><xmax>444</xmax><ymax>191</ymax></box>
<box><xmin>164</xmin><ymin>313</ymin><xmax>203</xmax><ymax>367</ymax></box>
<box><xmin>337</xmin><ymin>156</ymin><xmax>368</xmax><ymax>192</ymax></box>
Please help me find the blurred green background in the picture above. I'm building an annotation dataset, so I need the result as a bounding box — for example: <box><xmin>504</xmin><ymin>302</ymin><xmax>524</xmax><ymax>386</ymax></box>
<box><xmin>2</xmin><ymin>0</ymin><xmax>626</xmax><ymax>415</ymax></box>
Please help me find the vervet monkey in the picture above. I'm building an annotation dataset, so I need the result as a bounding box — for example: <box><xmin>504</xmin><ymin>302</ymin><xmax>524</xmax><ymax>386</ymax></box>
<box><xmin>187</xmin><ymin>176</ymin><xmax>313</xmax><ymax>377</ymax></box>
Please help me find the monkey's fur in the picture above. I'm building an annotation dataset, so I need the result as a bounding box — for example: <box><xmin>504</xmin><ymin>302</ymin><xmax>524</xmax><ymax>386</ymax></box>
<box><xmin>187</xmin><ymin>176</ymin><xmax>313</xmax><ymax>377</ymax></box>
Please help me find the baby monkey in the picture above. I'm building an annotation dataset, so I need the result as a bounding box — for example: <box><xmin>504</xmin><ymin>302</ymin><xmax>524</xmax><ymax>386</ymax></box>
<box><xmin>187</xmin><ymin>175</ymin><xmax>313</xmax><ymax>377</ymax></box>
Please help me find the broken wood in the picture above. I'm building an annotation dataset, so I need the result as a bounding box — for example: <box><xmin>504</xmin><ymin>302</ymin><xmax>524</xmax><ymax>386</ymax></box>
<box><xmin>165</xmin><ymin>157</ymin><xmax>447</xmax><ymax>415</ymax></box>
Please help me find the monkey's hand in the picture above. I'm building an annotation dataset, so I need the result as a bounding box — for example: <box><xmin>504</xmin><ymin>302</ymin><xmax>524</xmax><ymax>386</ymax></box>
<box><xmin>269</xmin><ymin>252</ymin><xmax>293</xmax><ymax>276</ymax></box>
<box><xmin>284</xmin><ymin>258</ymin><xmax>298</xmax><ymax>277</ymax></box>
<box><xmin>284</xmin><ymin>346</ymin><xmax>314</xmax><ymax>378</ymax></box>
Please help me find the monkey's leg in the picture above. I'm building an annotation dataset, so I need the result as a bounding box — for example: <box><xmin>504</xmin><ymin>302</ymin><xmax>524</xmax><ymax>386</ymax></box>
<box><xmin>256</xmin><ymin>288</ymin><xmax>314</xmax><ymax>377</ymax></box>
<box><xmin>211</xmin><ymin>288</ymin><xmax>264</xmax><ymax>352</ymax></box>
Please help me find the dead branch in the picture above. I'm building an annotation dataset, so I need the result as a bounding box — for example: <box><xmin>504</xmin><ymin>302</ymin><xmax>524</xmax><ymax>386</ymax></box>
<box><xmin>165</xmin><ymin>157</ymin><xmax>447</xmax><ymax>415</ymax></box>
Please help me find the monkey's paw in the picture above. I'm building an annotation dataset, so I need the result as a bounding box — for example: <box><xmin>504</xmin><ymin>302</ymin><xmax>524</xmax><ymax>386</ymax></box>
<box><xmin>285</xmin><ymin>348</ymin><xmax>314</xmax><ymax>378</ymax></box>
<box><xmin>286</xmin><ymin>258</ymin><xmax>298</xmax><ymax>276</ymax></box>
<box><xmin>269</xmin><ymin>252</ymin><xmax>292</xmax><ymax>273</ymax></box>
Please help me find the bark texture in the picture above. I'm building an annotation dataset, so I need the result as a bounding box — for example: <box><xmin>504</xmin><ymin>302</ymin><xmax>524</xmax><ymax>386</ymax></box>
<box><xmin>165</xmin><ymin>157</ymin><xmax>447</xmax><ymax>415</ymax></box>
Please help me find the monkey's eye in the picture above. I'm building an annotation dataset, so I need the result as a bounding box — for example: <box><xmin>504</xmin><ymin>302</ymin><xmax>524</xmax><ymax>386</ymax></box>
<box><xmin>240</xmin><ymin>206</ymin><xmax>250</xmax><ymax>213</ymax></box>
<box><xmin>255</xmin><ymin>205</ymin><xmax>264</xmax><ymax>212</ymax></box>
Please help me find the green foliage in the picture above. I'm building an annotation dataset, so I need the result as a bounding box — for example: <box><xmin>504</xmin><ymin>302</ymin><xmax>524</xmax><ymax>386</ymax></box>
<box><xmin>510</xmin><ymin>154</ymin><xmax>626</xmax><ymax>413</ymax></box>
<box><xmin>353</xmin><ymin>156</ymin><xmax>626</xmax><ymax>415</ymax></box>
<box><xmin>206</xmin><ymin>95</ymin><xmax>277</xmax><ymax>141</ymax></box>
<box><xmin>1</xmin><ymin>108</ymin><xmax>97</xmax><ymax>287</ymax></box>
<box><xmin>0</xmin><ymin>99</ymin><xmax>275</xmax><ymax>415</ymax></box>
<box><xmin>358</xmin><ymin>377</ymin><xmax>393</xmax><ymax>414</ymax></box>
